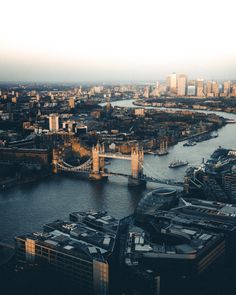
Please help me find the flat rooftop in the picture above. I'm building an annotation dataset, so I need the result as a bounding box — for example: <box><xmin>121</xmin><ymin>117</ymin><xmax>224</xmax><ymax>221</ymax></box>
<box><xmin>168</xmin><ymin>198</ymin><xmax>236</xmax><ymax>231</ymax></box>
<box><xmin>69</xmin><ymin>210</ymin><xmax>119</xmax><ymax>233</ymax></box>
<box><xmin>17</xmin><ymin>231</ymin><xmax>106</xmax><ymax>262</ymax></box>
<box><xmin>17</xmin><ymin>220</ymin><xmax>117</xmax><ymax>262</ymax></box>
<box><xmin>43</xmin><ymin>219</ymin><xmax>116</xmax><ymax>254</ymax></box>
<box><xmin>124</xmin><ymin>219</ymin><xmax>223</xmax><ymax>268</ymax></box>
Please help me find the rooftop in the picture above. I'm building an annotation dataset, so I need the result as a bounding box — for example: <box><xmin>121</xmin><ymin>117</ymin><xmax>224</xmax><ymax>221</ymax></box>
<box><xmin>16</xmin><ymin>218</ymin><xmax>117</xmax><ymax>263</ymax></box>
<box><xmin>124</xmin><ymin>220</ymin><xmax>223</xmax><ymax>269</ymax></box>
<box><xmin>170</xmin><ymin>198</ymin><xmax>236</xmax><ymax>230</ymax></box>
<box><xmin>69</xmin><ymin>210</ymin><xmax>119</xmax><ymax>233</ymax></box>
<box><xmin>43</xmin><ymin>219</ymin><xmax>116</xmax><ymax>254</ymax></box>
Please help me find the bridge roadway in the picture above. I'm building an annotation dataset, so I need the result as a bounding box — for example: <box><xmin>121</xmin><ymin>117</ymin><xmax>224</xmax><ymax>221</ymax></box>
<box><xmin>57</xmin><ymin>163</ymin><xmax>183</xmax><ymax>187</ymax></box>
<box><xmin>142</xmin><ymin>175</ymin><xmax>184</xmax><ymax>187</ymax></box>
<box><xmin>102</xmin><ymin>172</ymin><xmax>183</xmax><ymax>187</ymax></box>
<box><xmin>99</xmin><ymin>153</ymin><xmax>131</xmax><ymax>160</ymax></box>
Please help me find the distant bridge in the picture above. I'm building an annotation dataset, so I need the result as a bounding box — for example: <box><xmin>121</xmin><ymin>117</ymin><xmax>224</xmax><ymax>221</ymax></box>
<box><xmin>53</xmin><ymin>144</ymin><xmax>183</xmax><ymax>187</ymax></box>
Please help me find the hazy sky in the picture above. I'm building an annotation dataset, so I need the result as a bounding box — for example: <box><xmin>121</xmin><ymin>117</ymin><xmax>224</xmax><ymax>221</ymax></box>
<box><xmin>0</xmin><ymin>0</ymin><xmax>236</xmax><ymax>82</ymax></box>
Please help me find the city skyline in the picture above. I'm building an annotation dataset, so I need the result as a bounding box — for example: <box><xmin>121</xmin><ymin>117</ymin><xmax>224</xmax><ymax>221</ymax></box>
<box><xmin>1</xmin><ymin>0</ymin><xmax>236</xmax><ymax>82</ymax></box>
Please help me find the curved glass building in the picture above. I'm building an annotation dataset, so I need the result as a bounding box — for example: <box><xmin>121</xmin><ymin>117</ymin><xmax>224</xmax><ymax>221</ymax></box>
<box><xmin>135</xmin><ymin>188</ymin><xmax>178</xmax><ymax>221</ymax></box>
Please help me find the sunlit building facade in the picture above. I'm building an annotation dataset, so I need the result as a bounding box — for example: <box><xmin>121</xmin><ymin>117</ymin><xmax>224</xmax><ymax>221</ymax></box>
<box><xmin>196</xmin><ymin>79</ymin><xmax>205</xmax><ymax>97</ymax></box>
<box><xmin>166</xmin><ymin>73</ymin><xmax>177</xmax><ymax>94</ymax></box>
<box><xmin>177</xmin><ymin>74</ymin><xmax>187</xmax><ymax>96</ymax></box>
<box><xmin>49</xmin><ymin>113</ymin><xmax>59</xmax><ymax>131</ymax></box>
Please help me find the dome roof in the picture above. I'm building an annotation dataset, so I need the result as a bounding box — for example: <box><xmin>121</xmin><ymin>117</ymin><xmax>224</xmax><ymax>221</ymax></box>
<box><xmin>136</xmin><ymin>188</ymin><xmax>177</xmax><ymax>220</ymax></box>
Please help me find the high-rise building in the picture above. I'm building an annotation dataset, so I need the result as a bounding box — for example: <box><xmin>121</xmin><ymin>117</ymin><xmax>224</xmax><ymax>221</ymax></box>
<box><xmin>232</xmin><ymin>84</ymin><xmax>236</xmax><ymax>97</ymax></box>
<box><xmin>166</xmin><ymin>73</ymin><xmax>178</xmax><ymax>95</ymax></box>
<box><xmin>187</xmin><ymin>80</ymin><xmax>196</xmax><ymax>96</ymax></box>
<box><xmin>206</xmin><ymin>81</ymin><xmax>213</xmax><ymax>97</ymax></box>
<box><xmin>187</xmin><ymin>85</ymin><xmax>196</xmax><ymax>96</ymax></box>
<box><xmin>196</xmin><ymin>79</ymin><xmax>205</xmax><ymax>97</ymax></box>
<box><xmin>212</xmin><ymin>81</ymin><xmax>219</xmax><ymax>97</ymax></box>
<box><xmin>49</xmin><ymin>114</ymin><xmax>59</xmax><ymax>132</ymax></box>
<box><xmin>177</xmin><ymin>74</ymin><xmax>187</xmax><ymax>96</ymax></box>
<box><xmin>166</xmin><ymin>75</ymin><xmax>171</xmax><ymax>92</ymax></box>
<box><xmin>223</xmin><ymin>81</ymin><xmax>231</xmax><ymax>96</ymax></box>
<box><xmin>218</xmin><ymin>83</ymin><xmax>223</xmax><ymax>95</ymax></box>
<box><xmin>168</xmin><ymin>72</ymin><xmax>177</xmax><ymax>94</ymax></box>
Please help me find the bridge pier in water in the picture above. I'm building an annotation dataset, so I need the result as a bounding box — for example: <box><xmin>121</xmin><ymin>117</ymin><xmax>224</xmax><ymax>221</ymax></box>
<box><xmin>89</xmin><ymin>144</ymin><xmax>104</xmax><ymax>180</ymax></box>
<box><xmin>128</xmin><ymin>146</ymin><xmax>146</xmax><ymax>187</ymax></box>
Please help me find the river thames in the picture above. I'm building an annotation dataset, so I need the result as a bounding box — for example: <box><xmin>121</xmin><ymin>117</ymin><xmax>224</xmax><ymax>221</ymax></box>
<box><xmin>1</xmin><ymin>99</ymin><xmax>236</xmax><ymax>244</ymax></box>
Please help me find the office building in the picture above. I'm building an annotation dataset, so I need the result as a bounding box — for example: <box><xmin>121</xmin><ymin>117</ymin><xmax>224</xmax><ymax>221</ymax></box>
<box><xmin>196</xmin><ymin>79</ymin><xmax>205</xmax><ymax>97</ymax></box>
<box><xmin>15</xmin><ymin>211</ymin><xmax>119</xmax><ymax>295</ymax></box>
<box><xmin>122</xmin><ymin>192</ymin><xmax>231</xmax><ymax>295</ymax></box>
<box><xmin>49</xmin><ymin>114</ymin><xmax>59</xmax><ymax>132</ymax></box>
<box><xmin>206</xmin><ymin>81</ymin><xmax>213</xmax><ymax>97</ymax></box>
<box><xmin>212</xmin><ymin>81</ymin><xmax>219</xmax><ymax>97</ymax></box>
<box><xmin>172</xmin><ymin>198</ymin><xmax>236</xmax><ymax>260</ymax></box>
<box><xmin>135</xmin><ymin>188</ymin><xmax>178</xmax><ymax>222</ymax></box>
<box><xmin>187</xmin><ymin>85</ymin><xmax>196</xmax><ymax>96</ymax></box>
<box><xmin>177</xmin><ymin>74</ymin><xmax>187</xmax><ymax>96</ymax></box>
<box><xmin>123</xmin><ymin>215</ymin><xmax>224</xmax><ymax>294</ymax></box>
<box><xmin>223</xmin><ymin>81</ymin><xmax>231</xmax><ymax>96</ymax></box>
<box><xmin>167</xmin><ymin>73</ymin><xmax>177</xmax><ymax>94</ymax></box>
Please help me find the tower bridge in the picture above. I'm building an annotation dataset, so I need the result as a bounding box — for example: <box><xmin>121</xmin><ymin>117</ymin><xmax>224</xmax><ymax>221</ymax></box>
<box><xmin>90</xmin><ymin>143</ymin><xmax>145</xmax><ymax>186</ymax></box>
<box><xmin>53</xmin><ymin>143</ymin><xmax>183</xmax><ymax>187</ymax></box>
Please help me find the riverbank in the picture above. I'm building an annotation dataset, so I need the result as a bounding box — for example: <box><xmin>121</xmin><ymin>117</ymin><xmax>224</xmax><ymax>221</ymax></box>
<box><xmin>0</xmin><ymin>172</ymin><xmax>52</xmax><ymax>192</ymax></box>
<box><xmin>133</xmin><ymin>99</ymin><xmax>236</xmax><ymax>115</ymax></box>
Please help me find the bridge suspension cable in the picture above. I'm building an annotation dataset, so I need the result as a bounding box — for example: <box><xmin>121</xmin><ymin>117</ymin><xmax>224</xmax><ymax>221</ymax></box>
<box><xmin>142</xmin><ymin>161</ymin><xmax>163</xmax><ymax>180</ymax></box>
<box><xmin>56</xmin><ymin>158</ymin><xmax>92</xmax><ymax>172</ymax></box>
<box><xmin>140</xmin><ymin>160</ymin><xmax>183</xmax><ymax>187</ymax></box>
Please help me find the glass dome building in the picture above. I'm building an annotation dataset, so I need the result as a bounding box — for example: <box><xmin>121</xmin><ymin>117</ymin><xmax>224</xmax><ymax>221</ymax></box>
<box><xmin>135</xmin><ymin>188</ymin><xmax>178</xmax><ymax>222</ymax></box>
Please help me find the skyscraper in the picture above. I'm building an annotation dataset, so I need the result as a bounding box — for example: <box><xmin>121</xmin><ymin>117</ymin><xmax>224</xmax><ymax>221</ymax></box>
<box><xmin>167</xmin><ymin>73</ymin><xmax>177</xmax><ymax>94</ymax></box>
<box><xmin>196</xmin><ymin>79</ymin><xmax>205</xmax><ymax>97</ymax></box>
<box><xmin>212</xmin><ymin>81</ymin><xmax>219</xmax><ymax>97</ymax></box>
<box><xmin>187</xmin><ymin>80</ymin><xmax>196</xmax><ymax>96</ymax></box>
<box><xmin>177</xmin><ymin>74</ymin><xmax>187</xmax><ymax>96</ymax></box>
<box><xmin>187</xmin><ymin>85</ymin><xmax>196</xmax><ymax>96</ymax></box>
<box><xmin>49</xmin><ymin>114</ymin><xmax>59</xmax><ymax>132</ymax></box>
<box><xmin>206</xmin><ymin>81</ymin><xmax>213</xmax><ymax>97</ymax></box>
<box><xmin>223</xmin><ymin>81</ymin><xmax>231</xmax><ymax>96</ymax></box>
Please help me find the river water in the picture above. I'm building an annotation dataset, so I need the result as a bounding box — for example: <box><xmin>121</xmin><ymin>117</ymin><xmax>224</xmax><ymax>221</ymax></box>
<box><xmin>1</xmin><ymin>99</ymin><xmax>236</xmax><ymax>244</ymax></box>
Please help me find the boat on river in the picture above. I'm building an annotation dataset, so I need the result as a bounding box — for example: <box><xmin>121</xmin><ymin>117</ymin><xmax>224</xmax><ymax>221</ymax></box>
<box><xmin>169</xmin><ymin>160</ymin><xmax>189</xmax><ymax>168</ymax></box>
<box><xmin>183</xmin><ymin>141</ymin><xmax>197</xmax><ymax>147</ymax></box>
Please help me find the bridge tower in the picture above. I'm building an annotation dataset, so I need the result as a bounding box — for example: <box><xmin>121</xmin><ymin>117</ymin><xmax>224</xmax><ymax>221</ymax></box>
<box><xmin>100</xmin><ymin>143</ymin><xmax>105</xmax><ymax>172</ymax></box>
<box><xmin>129</xmin><ymin>145</ymin><xmax>146</xmax><ymax>187</ymax></box>
<box><xmin>52</xmin><ymin>148</ymin><xmax>62</xmax><ymax>174</ymax></box>
<box><xmin>89</xmin><ymin>143</ymin><xmax>104</xmax><ymax>180</ymax></box>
